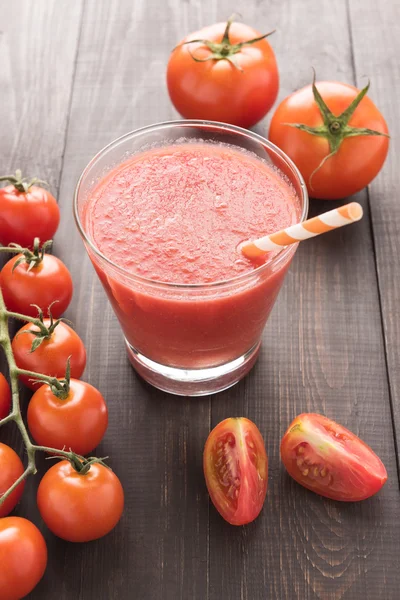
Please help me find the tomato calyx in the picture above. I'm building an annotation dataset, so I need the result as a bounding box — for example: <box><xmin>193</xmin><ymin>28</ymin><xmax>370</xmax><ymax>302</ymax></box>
<box><xmin>285</xmin><ymin>72</ymin><xmax>390</xmax><ymax>189</ymax></box>
<box><xmin>15</xmin><ymin>303</ymin><xmax>65</xmax><ymax>353</ymax></box>
<box><xmin>0</xmin><ymin>169</ymin><xmax>47</xmax><ymax>193</ymax></box>
<box><xmin>50</xmin><ymin>453</ymin><xmax>111</xmax><ymax>475</ymax></box>
<box><xmin>9</xmin><ymin>237</ymin><xmax>53</xmax><ymax>272</ymax></box>
<box><xmin>175</xmin><ymin>14</ymin><xmax>275</xmax><ymax>70</ymax></box>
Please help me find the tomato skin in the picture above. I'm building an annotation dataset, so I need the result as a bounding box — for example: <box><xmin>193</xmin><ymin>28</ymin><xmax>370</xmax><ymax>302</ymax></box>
<box><xmin>0</xmin><ymin>185</ymin><xmax>60</xmax><ymax>248</ymax></box>
<box><xmin>204</xmin><ymin>417</ymin><xmax>268</xmax><ymax>525</ymax></box>
<box><xmin>12</xmin><ymin>320</ymin><xmax>86</xmax><ymax>390</ymax></box>
<box><xmin>0</xmin><ymin>517</ymin><xmax>47</xmax><ymax>600</ymax></box>
<box><xmin>37</xmin><ymin>461</ymin><xmax>124</xmax><ymax>542</ymax></box>
<box><xmin>167</xmin><ymin>22</ymin><xmax>279</xmax><ymax>128</ymax></box>
<box><xmin>269</xmin><ymin>81</ymin><xmax>389</xmax><ymax>199</ymax></box>
<box><xmin>28</xmin><ymin>379</ymin><xmax>108</xmax><ymax>456</ymax></box>
<box><xmin>0</xmin><ymin>373</ymin><xmax>11</xmax><ymax>420</ymax></box>
<box><xmin>280</xmin><ymin>413</ymin><xmax>388</xmax><ymax>501</ymax></box>
<box><xmin>0</xmin><ymin>253</ymin><xmax>73</xmax><ymax>319</ymax></box>
<box><xmin>0</xmin><ymin>443</ymin><xmax>25</xmax><ymax>517</ymax></box>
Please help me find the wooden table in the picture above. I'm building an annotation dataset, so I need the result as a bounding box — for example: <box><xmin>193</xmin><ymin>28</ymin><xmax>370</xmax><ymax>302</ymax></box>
<box><xmin>1</xmin><ymin>1</ymin><xmax>399</xmax><ymax>598</ymax></box>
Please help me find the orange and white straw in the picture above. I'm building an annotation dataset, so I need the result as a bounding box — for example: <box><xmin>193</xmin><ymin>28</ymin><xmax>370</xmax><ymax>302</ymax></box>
<box><xmin>241</xmin><ymin>202</ymin><xmax>363</xmax><ymax>260</ymax></box>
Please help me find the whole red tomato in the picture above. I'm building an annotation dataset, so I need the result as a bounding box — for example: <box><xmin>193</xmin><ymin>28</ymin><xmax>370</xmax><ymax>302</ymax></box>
<box><xmin>12</xmin><ymin>320</ymin><xmax>86</xmax><ymax>390</ymax></box>
<box><xmin>28</xmin><ymin>379</ymin><xmax>108</xmax><ymax>456</ymax></box>
<box><xmin>167</xmin><ymin>16</ymin><xmax>278</xmax><ymax>128</ymax></box>
<box><xmin>0</xmin><ymin>171</ymin><xmax>59</xmax><ymax>247</ymax></box>
<box><xmin>0</xmin><ymin>517</ymin><xmax>47</xmax><ymax>600</ymax></box>
<box><xmin>204</xmin><ymin>417</ymin><xmax>268</xmax><ymax>525</ymax></box>
<box><xmin>37</xmin><ymin>460</ymin><xmax>124</xmax><ymax>542</ymax></box>
<box><xmin>280</xmin><ymin>413</ymin><xmax>387</xmax><ymax>501</ymax></box>
<box><xmin>269</xmin><ymin>79</ymin><xmax>389</xmax><ymax>199</ymax></box>
<box><xmin>0</xmin><ymin>443</ymin><xmax>25</xmax><ymax>517</ymax></box>
<box><xmin>1</xmin><ymin>251</ymin><xmax>73</xmax><ymax>319</ymax></box>
<box><xmin>0</xmin><ymin>373</ymin><xmax>11</xmax><ymax>420</ymax></box>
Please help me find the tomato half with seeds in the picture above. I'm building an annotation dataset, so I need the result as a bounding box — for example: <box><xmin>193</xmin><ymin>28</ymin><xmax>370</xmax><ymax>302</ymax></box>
<box><xmin>0</xmin><ymin>373</ymin><xmax>11</xmax><ymax>420</ymax></box>
<box><xmin>280</xmin><ymin>413</ymin><xmax>388</xmax><ymax>501</ymax></box>
<box><xmin>203</xmin><ymin>417</ymin><xmax>268</xmax><ymax>525</ymax></box>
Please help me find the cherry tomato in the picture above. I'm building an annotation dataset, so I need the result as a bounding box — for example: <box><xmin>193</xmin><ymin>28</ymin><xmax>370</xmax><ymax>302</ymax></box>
<box><xmin>0</xmin><ymin>373</ymin><xmax>11</xmax><ymax>420</ymax></box>
<box><xmin>0</xmin><ymin>443</ymin><xmax>25</xmax><ymax>517</ymax></box>
<box><xmin>0</xmin><ymin>253</ymin><xmax>73</xmax><ymax>319</ymax></box>
<box><xmin>12</xmin><ymin>320</ymin><xmax>86</xmax><ymax>391</ymax></box>
<box><xmin>28</xmin><ymin>379</ymin><xmax>108</xmax><ymax>456</ymax></box>
<box><xmin>269</xmin><ymin>80</ymin><xmax>389</xmax><ymax>199</ymax></box>
<box><xmin>203</xmin><ymin>417</ymin><xmax>268</xmax><ymax>525</ymax></box>
<box><xmin>37</xmin><ymin>460</ymin><xmax>124</xmax><ymax>542</ymax></box>
<box><xmin>167</xmin><ymin>16</ymin><xmax>279</xmax><ymax>128</ymax></box>
<box><xmin>0</xmin><ymin>179</ymin><xmax>59</xmax><ymax>248</ymax></box>
<box><xmin>0</xmin><ymin>517</ymin><xmax>47</xmax><ymax>600</ymax></box>
<box><xmin>280</xmin><ymin>413</ymin><xmax>388</xmax><ymax>501</ymax></box>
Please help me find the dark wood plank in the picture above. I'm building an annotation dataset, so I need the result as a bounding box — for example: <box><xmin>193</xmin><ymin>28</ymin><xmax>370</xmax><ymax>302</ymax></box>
<box><xmin>40</xmin><ymin>2</ymin><xmax>211</xmax><ymax>599</ymax></box>
<box><xmin>347</xmin><ymin>0</ymin><xmax>400</xmax><ymax>468</ymax></box>
<box><xmin>206</xmin><ymin>1</ymin><xmax>400</xmax><ymax>599</ymax></box>
<box><xmin>0</xmin><ymin>5</ymin><xmax>84</xmax><ymax>597</ymax></box>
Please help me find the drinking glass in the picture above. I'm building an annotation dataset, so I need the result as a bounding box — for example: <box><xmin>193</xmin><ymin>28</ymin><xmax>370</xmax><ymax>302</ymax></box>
<box><xmin>74</xmin><ymin>121</ymin><xmax>308</xmax><ymax>396</ymax></box>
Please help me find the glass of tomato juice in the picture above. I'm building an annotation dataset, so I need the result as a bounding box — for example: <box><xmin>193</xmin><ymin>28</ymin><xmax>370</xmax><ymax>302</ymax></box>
<box><xmin>74</xmin><ymin>121</ymin><xmax>308</xmax><ymax>396</ymax></box>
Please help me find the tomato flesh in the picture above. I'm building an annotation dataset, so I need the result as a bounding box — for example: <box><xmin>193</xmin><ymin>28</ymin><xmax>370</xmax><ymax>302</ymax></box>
<box><xmin>280</xmin><ymin>413</ymin><xmax>387</xmax><ymax>501</ymax></box>
<box><xmin>204</xmin><ymin>417</ymin><xmax>268</xmax><ymax>525</ymax></box>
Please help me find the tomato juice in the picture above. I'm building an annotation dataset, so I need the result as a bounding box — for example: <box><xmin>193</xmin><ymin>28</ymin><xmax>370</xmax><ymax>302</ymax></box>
<box><xmin>82</xmin><ymin>142</ymin><xmax>300</xmax><ymax>371</ymax></box>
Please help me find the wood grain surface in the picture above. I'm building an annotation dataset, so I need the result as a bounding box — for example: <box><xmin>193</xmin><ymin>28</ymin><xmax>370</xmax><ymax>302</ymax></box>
<box><xmin>0</xmin><ymin>0</ymin><xmax>399</xmax><ymax>599</ymax></box>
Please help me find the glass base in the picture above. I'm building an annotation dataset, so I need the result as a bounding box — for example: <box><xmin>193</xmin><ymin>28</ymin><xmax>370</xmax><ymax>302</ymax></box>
<box><xmin>125</xmin><ymin>340</ymin><xmax>260</xmax><ymax>397</ymax></box>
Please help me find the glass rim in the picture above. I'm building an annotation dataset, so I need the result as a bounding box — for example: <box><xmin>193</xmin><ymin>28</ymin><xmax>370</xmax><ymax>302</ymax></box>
<box><xmin>73</xmin><ymin>119</ymin><xmax>309</xmax><ymax>290</ymax></box>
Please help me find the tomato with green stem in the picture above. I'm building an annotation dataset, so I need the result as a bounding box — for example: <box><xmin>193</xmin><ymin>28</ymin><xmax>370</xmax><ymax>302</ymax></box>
<box><xmin>0</xmin><ymin>517</ymin><xmax>47</xmax><ymax>600</ymax></box>
<box><xmin>28</xmin><ymin>378</ymin><xmax>108</xmax><ymax>456</ymax></box>
<box><xmin>0</xmin><ymin>373</ymin><xmax>11</xmax><ymax>420</ymax></box>
<box><xmin>269</xmin><ymin>76</ymin><xmax>389</xmax><ymax>199</ymax></box>
<box><xmin>204</xmin><ymin>417</ymin><xmax>268</xmax><ymax>526</ymax></box>
<box><xmin>37</xmin><ymin>459</ymin><xmax>124</xmax><ymax>542</ymax></box>
<box><xmin>167</xmin><ymin>14</ymin><xmax>279</xmax><ymax>128</ymax></box>
<box><xmin>0</xmin><ymin>170</ymin><xmax>59</xmax><ymax>248</ymax></box>
<box><xmin>0</xmin><ymin>443</ymin><xmax>25</xmax><ymax>517</ymax></box>
<box><xmin>280</xmin><ymin>413</ymin><xmax>388</xmax><ymax>501</ymax></box>
<box><xmin>12</xmin><ymin>314</ymin><xmax>86</xmax><ymax>390</ymax></box>
<box><xmin>0</xmin><ymin>238</ymin><xmax>73</xmax><ymax>319</ymax></box>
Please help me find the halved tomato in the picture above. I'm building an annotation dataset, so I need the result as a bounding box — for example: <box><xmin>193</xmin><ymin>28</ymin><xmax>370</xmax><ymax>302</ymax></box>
<box><xmin>280</xmin><ymin>413</ymin><xmax>387</xmax><ymax>501</ymax></box>
<box><xmin>203</xmin><ymin>417</ymin><xmax>268</xmax><ymax>525</ymax></box>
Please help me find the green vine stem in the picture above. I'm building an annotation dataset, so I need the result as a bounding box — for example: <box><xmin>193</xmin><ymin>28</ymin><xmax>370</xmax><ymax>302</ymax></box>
<box><xmin>0</xmin><ymin>170</ymin><xmax>47</xmax><ymax>193</ymax></box>
<box><xmin>0</xmin><ymin>283</ymin><xmax>103</xmax><ymax>508</ymax></box>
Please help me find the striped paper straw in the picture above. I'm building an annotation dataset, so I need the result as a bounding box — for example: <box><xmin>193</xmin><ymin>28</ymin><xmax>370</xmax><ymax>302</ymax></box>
<box><xmin>241</xmin><ymin>202</ymin><xmax>363</xmax><ymax>260</ymax></box>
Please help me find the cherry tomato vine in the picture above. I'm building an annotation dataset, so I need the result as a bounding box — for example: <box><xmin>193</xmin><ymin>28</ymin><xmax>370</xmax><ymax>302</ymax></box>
<box><xmin>0</xmin><ymin>242</ymin><xmax>106</xmax><ymax>511</ymax></box>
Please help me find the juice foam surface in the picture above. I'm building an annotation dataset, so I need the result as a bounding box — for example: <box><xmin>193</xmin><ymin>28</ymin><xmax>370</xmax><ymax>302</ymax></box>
<box><xmin>85</xmin><ymin>143</ymin><xmax>299</xmax><ymax>284</ymax></box>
